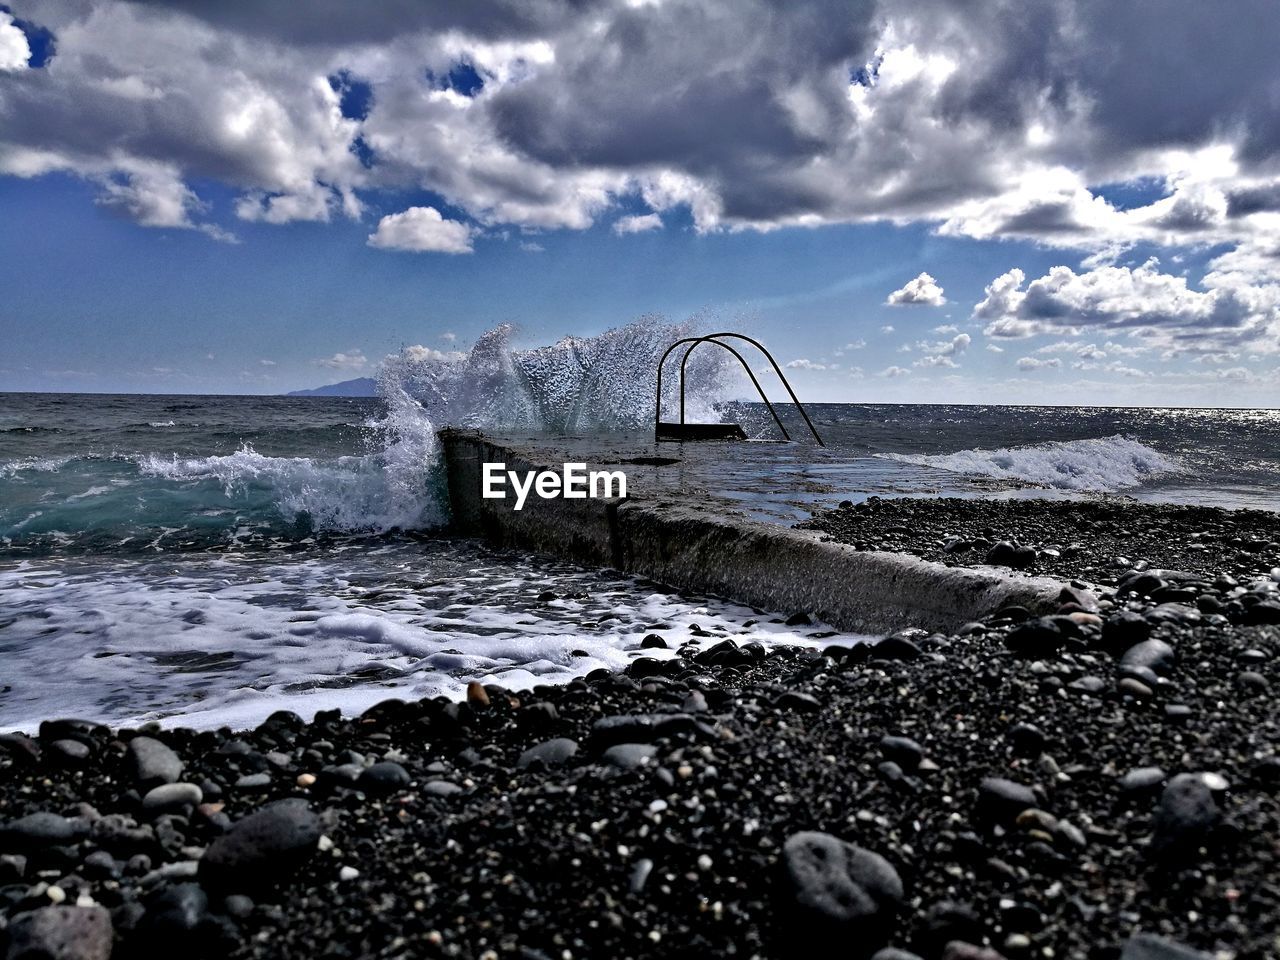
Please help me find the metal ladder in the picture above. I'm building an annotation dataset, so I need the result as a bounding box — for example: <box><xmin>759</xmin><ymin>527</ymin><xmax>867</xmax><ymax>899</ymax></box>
<box><xmin>655</xmin><ymin>332</ymin><xmax>825</xmax><ymax>445</ymax></box>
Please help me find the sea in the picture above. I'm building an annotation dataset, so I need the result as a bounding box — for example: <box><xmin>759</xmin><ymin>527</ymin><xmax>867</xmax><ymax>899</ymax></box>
<box><xmin>3</xmin><ymin>324</ymin><xmax>1279</xmax><ymax>732</ymax></box>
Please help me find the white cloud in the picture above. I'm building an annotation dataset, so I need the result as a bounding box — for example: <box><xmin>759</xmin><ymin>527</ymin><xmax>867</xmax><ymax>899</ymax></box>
<box><xmin>259</xmin><ymin>359</ymin><xmax>276</xmax><ymax>366</ymax></box>
<box><xmin>880</xmin><ymin>325</ymin><xmax>895</xmax><ymax>334</ymax></box>
<box><xmin>399</xmin><ymin>344</ymin><xmax>466</xmax><ymax>363</ymax></box>
<box><xmin>974</xmin><ymin>260</ymin><xmax>1280</xmax><ymax>355</ymax></box>
<box><xmin>0</xmin><ymin>12</ymin><xmax>30</xmax><ymax>71</ymax></box>
<box><xmin>886</xmin><ymin>272</ymin><xmax>947</xmax><ymax>306</ymax></box>
<box><xmin>880</xmin><ymin>365</ymin><xmax>912</xmax><ymax>378</ymax></box>
<box><xmin>316</xmin><ymin>350</ymin><xmax>368</xmax><ymax>370</ymax></box>
<box><xmin>439</xmin><ymin>331</ymin><xmax>458</xmax><ymax>343</ymax></box>
<box><xmin>985</xmin><ymin>343</ymin><xmax>1004</xmax><ymax>353</ymax></box>
<box><xmin>1016</xmin><ymin>356</ymin><xmax>1062</xmax><ymax>371</ymax></box>
<box><xmin>0</xmin><ymin>0</ymin><xmax>1278</xmax><ymax>297</ymax></box>
<box><xmin>785</xmin><ymin>358</ymin><xmax>829</xmax><ymax>371</ymax></box>
<box><xmin>368</xmin><ymin>207</ymin><xmax>474</xmax><ymax>254</ymax></box>
<box><xmin>913</xmin><ymin>332</ymin><xmax>970</xmax><ymax>368</ymax></box>
<box><xmin>612</xmin><ymin>213</ymin><xmax>662</xmax><ymax>235</ymax></box>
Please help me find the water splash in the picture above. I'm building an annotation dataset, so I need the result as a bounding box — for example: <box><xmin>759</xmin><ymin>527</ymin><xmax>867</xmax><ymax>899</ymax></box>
<box><xmin>379</xmin><ymin>318</ymin><xmax>734</xmax><ymax>433</ymax></box>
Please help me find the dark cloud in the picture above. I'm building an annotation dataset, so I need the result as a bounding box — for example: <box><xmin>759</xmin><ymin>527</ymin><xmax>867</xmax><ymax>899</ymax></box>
<box><xmin>116</xmin><ymin>0</ymin><xmax>609</xmax><ymax>43</ymax></box>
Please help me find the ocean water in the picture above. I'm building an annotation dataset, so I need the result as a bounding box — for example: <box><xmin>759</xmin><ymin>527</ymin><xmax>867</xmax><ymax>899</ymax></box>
<box><xmin>3</xmin><ymin>327</ymin><xmax>1278</xmax><ymax>730</ymax></box>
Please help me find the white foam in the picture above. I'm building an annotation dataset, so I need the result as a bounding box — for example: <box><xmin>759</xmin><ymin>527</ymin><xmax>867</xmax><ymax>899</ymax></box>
<box><xmin>880</xmin><ymin>435</ymin><xmax>1181</xmax><ymax>491</ymax></box>
<box><xmin>138</xmin><ymin>426</ymin><xmax>442</xmax><ymax>535</ymax></box>
<box><xmin>378</xmin><ymin>319</ymin><xmax>736</xmax><ymax>434</ymax></box>
<box><xmin>0</xmin><ymin>543</ymin><xmax>870</xmax><ymax>732</ymax></box>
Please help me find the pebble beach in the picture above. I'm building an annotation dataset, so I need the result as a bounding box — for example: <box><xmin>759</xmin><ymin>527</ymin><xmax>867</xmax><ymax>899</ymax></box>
<box><xmin>4</xmin><ymin>497</ymin><xmax>1279</xmax><ymax>959</ymax></box>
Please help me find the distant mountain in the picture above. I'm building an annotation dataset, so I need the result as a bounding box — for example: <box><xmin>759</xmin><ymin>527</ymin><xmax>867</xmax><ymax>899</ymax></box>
<box><xmin>286</xmin><ymin>377</ymin><xmax>378</xmax><ymax>397</ymax></box>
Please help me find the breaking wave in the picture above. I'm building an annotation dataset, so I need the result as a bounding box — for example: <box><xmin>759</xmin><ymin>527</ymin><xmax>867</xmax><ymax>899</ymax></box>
<box><xmin>0</xmin><ymin>319</ymin><xmax>733</xmax><ymax>552</ymax></box>
<box><xmin>879</xmin><ymin>435</ymin><xmax>1182</xmax><ymax>491</ymax></box>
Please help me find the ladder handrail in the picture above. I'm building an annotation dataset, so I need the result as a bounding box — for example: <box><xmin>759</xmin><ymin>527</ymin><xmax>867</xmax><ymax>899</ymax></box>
<box><xmin>677</xmin><ymin>336</ymin><xmax>791</xmax><ymax>441</ymax></box>
<box><xmin>654</xmin><ymin>332</ymin><xmax>825</xmax><ymax>446</ymax></box>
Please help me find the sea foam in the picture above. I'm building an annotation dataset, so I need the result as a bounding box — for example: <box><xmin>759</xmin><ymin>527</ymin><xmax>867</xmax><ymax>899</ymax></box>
<box><xmin>880</xmin><ymin>435</ymin><xmax>1181</xmax><ymax>491</ymax></box>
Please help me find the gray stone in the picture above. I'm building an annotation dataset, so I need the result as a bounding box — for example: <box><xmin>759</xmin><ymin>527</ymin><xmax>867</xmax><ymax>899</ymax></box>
<box><xmin>358</xmin><ymin>761</ymin><xmax>411</xmax><ymax>793</ymax></box>
<box><xmin>780</xmin><ymin>831</ymin><xmax>903</xmax><ymax>946</ymax></box>
<box><xmin>1150</xmin><ymin>774</ymin><xmax>1219</xmax><ymax>861</ymax></box>
<box><xmin>1120</xmin><ymin>639</ymin><xmax>1176</xmax><ymax>675</ymax></box>
<box><xmin>199</xmin><ymin>799</ymin><xmax>320</xmax><ymax>891</ymax></box>
<box><xmin>142</xmin><ymin>783</ymin><xmax>203</xmax><ymax>816</ymax></box>
<box><xmin>517</xmin><ymin>738</ymin><xmax>579</xmax><ymax>769</ymax></box>
<box><xmin>127</xmin><ymin>737</ymin><xmax>183</xmax><ymax>788</ymax></box>
<box><xmin>5</xmin><ymin>905</ymin><xmax>113</xmax><ymax>960</ymax></box>
<box><xmin>0</xmin><ymin>812</ymin><xmax>85</xmax><ymax>853</ymax></box>
<box><xmin>422</xmin><ymin>780</ymin><xmax>464</xmax><ymax>798</ymax></box>
<box><xmin>1121</xmin><ymin>932</ymin><xmax>1211</xmax><ymax>960</ymax></box>
<box><xmin>976</xmin><ymin>778</ymin><xmax>1039</xmax><ymax>826</ymax></box>
<box><xmin>601</xmin><ymin>743</ymin><xmax>657</xmax><ymax>770</ymax></box>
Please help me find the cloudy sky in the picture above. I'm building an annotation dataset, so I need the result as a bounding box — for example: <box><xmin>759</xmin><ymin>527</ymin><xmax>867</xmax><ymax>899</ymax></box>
<box><xmin>2</xmin><ymin>0</ymin><xmax>1279</xmax><ymax>404</ymax></box>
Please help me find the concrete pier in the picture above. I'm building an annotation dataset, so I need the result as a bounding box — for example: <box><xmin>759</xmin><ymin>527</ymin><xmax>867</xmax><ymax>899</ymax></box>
<box><xmin>440</xmin><ymin>430</ymin><xmax>1079</xmax><ymax>634</ymax></box>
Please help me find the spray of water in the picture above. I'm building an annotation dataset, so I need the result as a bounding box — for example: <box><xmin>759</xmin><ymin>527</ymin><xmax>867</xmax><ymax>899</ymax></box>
<box><xmin>378</xmin><ymin>317</ymin><xmax>735</xmax><ymax>434</ymax></box>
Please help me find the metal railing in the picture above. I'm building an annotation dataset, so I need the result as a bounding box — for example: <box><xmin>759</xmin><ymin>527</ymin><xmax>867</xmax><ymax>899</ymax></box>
<box><xmin>655</xmin><ymin>332</ymin><xmax>825</xmax><ymax>446</ymax></box>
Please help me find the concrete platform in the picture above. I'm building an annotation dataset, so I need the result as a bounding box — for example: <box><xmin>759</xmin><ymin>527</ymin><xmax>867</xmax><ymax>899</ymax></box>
<box><xmin>439</xmin><ymin>429</ymin><xmax>1081</xmax><ymax>634</ymax></box>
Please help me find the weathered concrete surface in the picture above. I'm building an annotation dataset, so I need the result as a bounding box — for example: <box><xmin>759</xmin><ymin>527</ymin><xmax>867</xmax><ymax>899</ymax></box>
<box><xmin>440</xmin><ymin>430</ymin><xmax>1078</xmax><ymax>634</ymax></box>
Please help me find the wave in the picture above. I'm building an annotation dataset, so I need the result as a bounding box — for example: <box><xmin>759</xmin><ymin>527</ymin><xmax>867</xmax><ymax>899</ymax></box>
<box><xmin>1</xmin><ymin>319</ymin><xmax>732</xmax><ymax>553</ymax></box>
<box><xmin>879</xmin><ymin>435</ymin><xmax>1181</xmax><ymax>491</ymax></box>
<box><xmin>379</xmin><ymin>319</ymin><xmax>732</xmax><ymax>433</ymax></box>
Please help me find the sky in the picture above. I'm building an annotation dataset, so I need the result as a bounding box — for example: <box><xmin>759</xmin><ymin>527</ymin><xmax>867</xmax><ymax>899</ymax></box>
<box><xmin>1</xmin><ymin>1</ymin><xmax>1279</xmax><ymax>405</ymax></box>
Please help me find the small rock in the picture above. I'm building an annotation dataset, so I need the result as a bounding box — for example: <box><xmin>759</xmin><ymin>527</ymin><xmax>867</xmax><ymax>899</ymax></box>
<box><xmin>1006</xmin><ymin>723</ymin><xmax>1044</xmax><ymax>757</ymax></box>
<box><xmin>779</xmin><ymin>831</ymin><xmax>903</xmax><ymax>947</ymax></box>
<box><xmin>1150</xmin><ymin>774</ymin><xmax>1220</xmax><ymax>862</ymax></box>
<box><xmin>985</xmin><ymin>541</ymin><xmax>1036</xmax><ymax>569</ymax></box>
<box><xmin>870</xmin><ymin>636</ymin><xmax>921</xmax><ymax>661</ymax></box>
<box><xmin>199</xmin><ymin>799</ymin><xmax>321</xmax><ymax>891</ymax></box>
<box><xmin>138</xmin><ymin>882</ymin><xmax>207</xmax><ymax>940</ymax></box>
<box><xmin>601</xmin><ymin>743</ymin><xmax>657</xmax><ymax>770</ymax></box>
<box><xmin>1119</xmin><ymin>767</ymin><xmax>1166</xmax><ymax>800</ymax></box>
<box><xmin>0</xmin><ymin>812</ymin><xmax>84</xmax><ymax>853</ymax></box>
<box><xmin>879</xmin><ymin>736</ymin><xmax>924</xmax><ymax>771</ymax></box>
<box><xmin>49</xmin><ymin>739</ymin><xmax>92</xmax><ymax>765</ymax></box>
<box><xmin>1120</xmin><ymin>933</ymin><xmax>1212</xmax><ymax>960</ymax></box>
<box><xmin>976</xmin><ymin>778</ymin><xmax>1039</xmax><ymax>827</ymax></box>
<box><xmin>358</xmin><ymin>761</ymin><xmax>411</xmax><ymax>794</ymax></box>
<box><xmin>5</xmin><ymin>905</ymin><xmax>113</xmax><ymax>960</ymax></box>
<box><xmin>774</xmin><ymin>691</ymin><xmax>822</xmax><ymax>713</ymax></box>
<box><xmin>1120</xmin><ymin>639</ymin><xmax>1176</xmax><ymax>675</ymax></box>
<box><xmin>517</xmin><ymin>738</ymin><xmax>579</xmax><ymax>769</ymax></box>
<box><xmin>1004</xmin><ymin>617</ymin><xmax>1069</xmax><ymax>657</ymax></box>
<box><xmin>142</xmin><ymin>783</ymin><xmax>203</xmax><ymax>816</ymax></box>
<box><xmin>422</xmin><ymin>781</ymin><xmax>464</xmax><ymax>798</ymax></box>
<box><xmin>127</xmin><ymin>736</ymin><xmax>183</xmax><ymax>788</ymax></box>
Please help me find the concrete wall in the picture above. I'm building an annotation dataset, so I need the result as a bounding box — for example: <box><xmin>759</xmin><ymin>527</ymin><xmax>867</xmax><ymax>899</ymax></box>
<box><xmin>440</xmin><ymin>429</ymin><xmax>1074</xmax><ymax>634</ymax></box>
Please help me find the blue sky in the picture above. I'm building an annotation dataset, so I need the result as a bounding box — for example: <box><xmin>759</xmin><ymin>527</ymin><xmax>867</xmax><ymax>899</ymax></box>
<box><xmin>2</xmin><ymin>1</ymin><xmax>1279</xmax><ymax>404</ymax></box>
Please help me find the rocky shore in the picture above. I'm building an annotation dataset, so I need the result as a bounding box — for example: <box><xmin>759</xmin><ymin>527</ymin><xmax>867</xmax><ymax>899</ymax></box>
<box><xmin>3</xmin><ymin>500</ymin><xmax>1280</xmax><ymax>959</ymax></box>
<box><xmin>798</xmin><ymin>496</ymin><xmax>1280</xmax><ymax>585</ymax></box>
